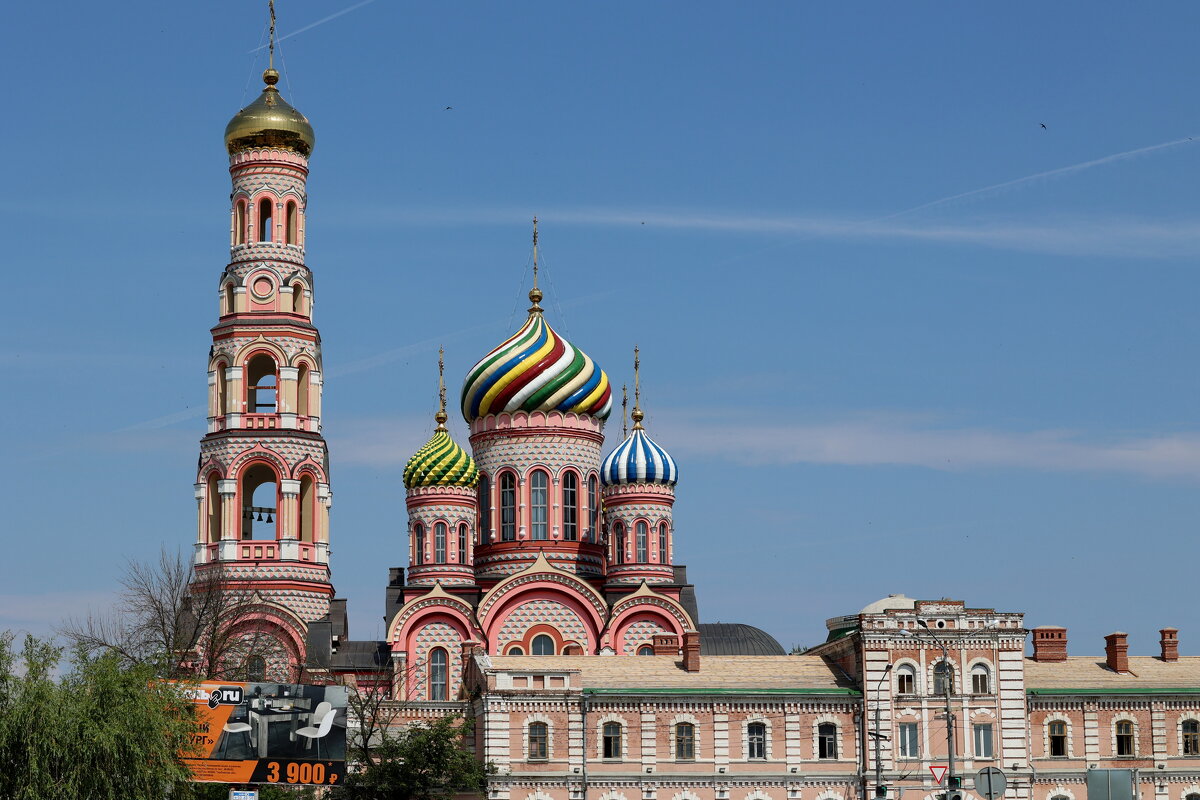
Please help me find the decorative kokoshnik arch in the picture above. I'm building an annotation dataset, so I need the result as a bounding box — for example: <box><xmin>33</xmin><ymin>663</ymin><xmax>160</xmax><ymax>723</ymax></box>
<box><xmin>387</xmin><ymin>583</ymin><xmax>481</xmax><ymax>645</ymax></box>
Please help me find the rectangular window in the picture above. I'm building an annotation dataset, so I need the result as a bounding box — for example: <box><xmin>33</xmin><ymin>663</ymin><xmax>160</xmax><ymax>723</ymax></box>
<box><xmin>818</xmin><ymin>723</ymin><xmax>838</xmax><ymax>759</ymax></box>
<box><xmin>974</xmin><ymin>723</ymin><xmax>994</xmax><ymax>759</ymax></box>
<box><xmin>603</xmin><ymin>723</ymin><xmax>622</xmax><ymax>760</ymax></box>
<box><xmin>972</xmin><ymin>669</ymin><xmax>990</xmax><ymax>694</ymax></box>
<box><xmin>1182</xmin><ymin>721</ymin><xmax>1199</xmax><ymax>755</ymax></box>
<box><xmin>897</xmin><ymin>672</ymin><xmax>915</xmax><ymax>695</ymax></box>
<box><xmin>898</xmin><ymin>722</ymin><xmax>919</xmax><ymax>759</ymax></box>
<box><xmin>675</xmin><ymin>723</ymin><xmax>695</xmax><ymax>760</ymax></box>
<box><xmin>528</xmin><ymin>723</ymin><xmax>548</xmax><ymax>761</ymax></box>
<box><xmin>562</xmin><ymin>473</ymin><xmax>578</xmax><ymax>541</ymax></box>
<box><xmin>1049</xmin><ymin>721</ymin><xmax>1068</xmax><ymax>757</ymax></box>
<box><xmin>1116</xmin><ymin>721</ymin><xmax>1135</xmax><ymax>756</ymax></box>
<box><xmin>747</xmin><ymin>723</ymin><xmax>766</xmax><ymax>760</ymax></box>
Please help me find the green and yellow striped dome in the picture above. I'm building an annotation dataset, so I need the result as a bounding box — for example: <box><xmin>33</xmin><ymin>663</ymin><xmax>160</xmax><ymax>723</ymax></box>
<box><xmin>403</xmin><ymin>428</ymin><xmax>479</xmax><ymax>489</ymax></box>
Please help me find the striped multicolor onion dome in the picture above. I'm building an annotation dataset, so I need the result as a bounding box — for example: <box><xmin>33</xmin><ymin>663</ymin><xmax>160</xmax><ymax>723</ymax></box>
<box><xmin>461</xmin><ymin>313</ymin><xmax>613</xmax><ymax>422</ymax></box>
<box><xmin>403</xmin><ymin>429</ymin><xmax>479</xmax><ymax>489</ymax></box>
<box><xmin>601</xmin><ymin>427</ymin><xmax>678</xmax><ymax>486</ymax></box>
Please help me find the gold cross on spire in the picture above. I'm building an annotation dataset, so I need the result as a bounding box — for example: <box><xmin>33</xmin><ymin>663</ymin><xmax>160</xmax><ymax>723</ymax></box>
<box><xmin>631</xmin><ymin>345</ymin><xmax>644</xmax><ymax>430</ymax></box>
<box><xmin>435</xmin><ymin>346</ymin><xmax>448</xmax><ymax>430</ymax></box>
<box><xmin>528</xmin><ymin>216</ymin><xmax>543</xmax><ymax>313</ymax></box>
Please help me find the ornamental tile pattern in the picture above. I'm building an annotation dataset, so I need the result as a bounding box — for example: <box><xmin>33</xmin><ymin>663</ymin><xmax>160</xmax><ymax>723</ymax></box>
<box><xmin>621</xmin><ymin>618</ymin><xmax>671</xmax><ymax>654</ymax></box>
<box><xmin>496</xmin><ymin>599</ymin><xmax>590</xmax><ymax>651</ymax></box>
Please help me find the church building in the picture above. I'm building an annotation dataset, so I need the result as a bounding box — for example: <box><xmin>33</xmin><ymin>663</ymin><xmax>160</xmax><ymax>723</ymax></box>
<box><xmin>187</xmin><ymin>37</ymin><xmax>1200</xmax><ymax>800</ymax></box>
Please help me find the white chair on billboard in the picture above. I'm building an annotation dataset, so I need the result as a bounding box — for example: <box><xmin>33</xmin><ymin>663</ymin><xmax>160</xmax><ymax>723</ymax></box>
<box><xmin>296</xmin><ymin>703</ymin><xmax>336</xmax><ymax>759</ymax></box>
<box><xmin>218</xmin><ymin>714</ymin><xmax>253</xmax><ymax>758</ymax></box>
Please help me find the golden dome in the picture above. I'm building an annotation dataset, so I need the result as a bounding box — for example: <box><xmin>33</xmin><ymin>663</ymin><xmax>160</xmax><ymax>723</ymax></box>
<box><xmin>224</xmin><ymin>69</ymin><xmax>315</xmax><ymax>157</ymax></box>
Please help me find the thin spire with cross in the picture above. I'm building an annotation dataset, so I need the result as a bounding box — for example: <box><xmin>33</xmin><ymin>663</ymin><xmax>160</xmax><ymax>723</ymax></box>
<box><xmin>631</xmin><ymin>345</ymin><xmax>644</xmax><ymax>430</ymax></box>
<box><xmin>528</xmin><ymin>216</ymin><xmax>543</xmax><ymax>313</ymax></box>
<box><xmin>268</xmin><ymin>0</ymin><xmax>276</xmax><ymax>71</ymax></box>
<box><xmin>435</xmin><ymin>346</ymin><xmax>448</xmax><ymax>431</ymax></box>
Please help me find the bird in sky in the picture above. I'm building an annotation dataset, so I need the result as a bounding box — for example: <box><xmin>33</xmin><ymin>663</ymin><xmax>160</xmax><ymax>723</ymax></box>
<box><xmin>1040</xmin><ymin>123</ymin><xmax>1047</xmax><ymax>129</ymax></box>
<box><xmin>445</xmin><ymin>106</ymin><xmax>453</xmax><ymax>110</ymax></box>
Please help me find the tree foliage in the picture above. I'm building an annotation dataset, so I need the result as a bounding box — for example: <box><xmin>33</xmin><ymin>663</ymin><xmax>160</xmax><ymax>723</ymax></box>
<box><xmin>0</xmin><ymin>632</ymin><xmax>200</xmax><ymax>800</ymax></box>
<box><xmin>332</xmin><ymin>715</ymin><xmax>491</xmax><ymax>800</ymax></box>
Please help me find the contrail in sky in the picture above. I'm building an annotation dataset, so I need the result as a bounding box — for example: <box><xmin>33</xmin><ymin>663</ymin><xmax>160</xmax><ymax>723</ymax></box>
<box><xmin>249</xmin><ymin>0</ymin><xmax>379</xmax><ymax>51</ymax></box>
<box><xmin>877</xmin><ymin>135</ymin><xmax>1200</xmax><ymax>221</ymax></box>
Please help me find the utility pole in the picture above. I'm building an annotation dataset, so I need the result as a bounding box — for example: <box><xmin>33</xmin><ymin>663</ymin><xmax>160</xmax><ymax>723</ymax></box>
<box><xmin>871</xmin><ymin>663</ymin><xmax>894</xmax><ymax>798</ymax></box>
<box><xmin>917</xmin><ymin>620</ymin><xmax>958</xmax><ymax>800</ymax></box>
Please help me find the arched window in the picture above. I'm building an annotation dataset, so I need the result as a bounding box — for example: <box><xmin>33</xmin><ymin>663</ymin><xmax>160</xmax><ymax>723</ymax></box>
<box><xmin>896</xmin><ymin>664</ymin><xmax>916</xmax><ymax>695</ymax></box>
<box><xmin>531</xmin><ymin>634</ymin><xmax>555</xmax><ymax>656</ymax></box>
<box><xmin>971</xmin><ymin>663</ymin><xmax>991</xmax><ymax>694</ymax></box>
<box><xmin>477</xmin><ymin>474</ymin><xmax>491</xmax><ymax>544</ymax></box>
<box><xmin>613</xmin><ymin>522</ymin><xmax>625</xmax><ymax>565</ymax></box>
<box><xmin>932</xmin><ymin>662</ymin><xmax>953</xmax><ymax>696</ymax></box>
<box><xmin>675</xmin><ymin>722</ymin><xmax>695</xmax><ymax>760</ymax></box>
<box><xmin>530</xmin><ymin>470</ymin><xmax>548</xmax><ymax>540</ymax></box>
<box><xmin>291</xmin><ymin>282</ymin><xmax>304</xmax><ymax>315</ymax></box>
<box><xmin>298</xmin><ymin>474</ymin><xmax>315</xmax><ymax>543</ymax></box>
<box><xmin>658</xmin><ymin>521</ymin><xmax>668</xmax><ymax>564</ymax></box>
<box><xmin>458</xmin><ymin>523</ymin><xmax>468</xmax><ymax>564</ymax></box>
<box><xmin>223</xmin><ymin>284</ymin><xmax>236</xmax><ymax>316</ymax></box>
<box><xmin>747</xmin><ymin>722</ymin><xmax>766</xmax><ymax>759</ymax></box>
<box><xmin>215</xmin><ymin>363</ymin><xmax>228</xmax><ymax>416</ymax></box>
<box><xmin>602</xmin><ymin>722</ymin><xmax>622</xmax><ymax>760</ymax></box>
<box><xmin>637</xmin><ymin>645</ymin><xmax>653</xmax><ymax>656</ymax></box>
<box><xmin>507</xmin><ymin>646</ymin><xmax>524</xmax><ymax>656</ymax></box>
<box><xmin>245</xmin><ymin>655</ymin><xmax>266</xmax><ymax>682</ymax></box>
<box><xmin>414</xmin><ymin>524</ymin><xmax>425</xmax><ymax>566</ymax></box>
<box><xmin>285</xmin><ymin>201</ymin><xmax>298</xmax><ymax>244</ymax></box>
<box><xmin>818</xmin><ymin>722</ymin><xmax>838</xmax><ymax>759</ymax></box>
<box><xmin>206</xmin><ymin>473</ymin><xmax>222</xmax><ymax>543</ymax></box>
<box><xmin>296</xmin><ymin>363</ymin><xmax>310</xmax><ymax>418</ymax></box>
<box><xmin>528</xmin><ymin>721</ymin><xmax>548</xmax><ymax>761</ymax></box>
<box><xmin>434</xmin><ymin>522</ymin><xmax>448</xmax><ymax>566</ymax></box>
<box><xmin>1183</xmin><ymin>720</ymin><xmax>1200</xmax><ymax>755</ymax></box>
<box><xmin>258</xmin><ymin>197</ymin><xmax>274</xmax><ymax>242</ymax></box>
<box><xmin>1048</xmin><ymin>720</ymin><xmax>1068</xmax><ymax>757</ymax></box>
<box><xmin>587</xmin><ymin>475</ymin><xmax>598</xmax><ymax>542</ymax></box>
<box><xmin>428</xmin><ymin>648</ymin><xmax>447</xmax><ymax>701</ymax></box>
<box><xmin>1115</xmin><ymin>720</ymin><xmax>1134</xmax><ymax>756</ymax></box>
<box><xmin>434</xmin><ymin>522</ymin><xmax>447</xmax><ymax>563</ymax></box>
<box><xmin>500</xmin><ymin>473</ymin><xmax>516</xmax><ymax>541</ymax></box>
<box><xmin>235</xmin><ymin>200</ymin><xmax>247</xmax><ymax>245</ymax></box>
<box><xmin>562</xmin><ymin>472</ymin><xmax>578</xmax><ymax>541</ymax></box>
<box><xmin>636</xmin><ymin>521</ymin><xmax>648</xmax><ymax>563</ymax></box>
<box><xmin>246</xmin><ymin>354</ymin><xmax>278</xmax><ymax>414</ymax></box>
<box><xmin>240</xmin><ymin>463</ymin><xmax>278</xmax><ymax>540</ymax></box>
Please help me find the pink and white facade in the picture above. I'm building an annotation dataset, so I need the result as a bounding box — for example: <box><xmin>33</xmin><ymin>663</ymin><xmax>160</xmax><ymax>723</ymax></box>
<box><xmin>190</xmin><ymin>66</ymin><xmax>331</xmax><ymax>680</ymax></box>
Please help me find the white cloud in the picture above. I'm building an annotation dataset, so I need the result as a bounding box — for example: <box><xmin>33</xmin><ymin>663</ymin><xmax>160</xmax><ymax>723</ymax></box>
<box><xmin>653</xmin><ymin>411</ymin><xmax>1200</xmax><ymax>480</ymax></box>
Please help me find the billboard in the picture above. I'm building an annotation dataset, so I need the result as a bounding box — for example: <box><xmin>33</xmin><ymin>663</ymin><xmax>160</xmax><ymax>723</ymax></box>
<box><xmin>180</xmin><ymin>681</ymin><xmax>348</xmax><ymax>785</ymax></box>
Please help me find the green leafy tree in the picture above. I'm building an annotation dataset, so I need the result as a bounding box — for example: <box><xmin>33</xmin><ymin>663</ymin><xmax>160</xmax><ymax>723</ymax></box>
<box><xmin>0</xmin><ymin>632</ymin><xmax>200</xmax><ymax>800</ymax></box>
<box><xmin>332</xmin><ymin>715</ymin><xmax>491</xmax><ymax>800</ymax></box>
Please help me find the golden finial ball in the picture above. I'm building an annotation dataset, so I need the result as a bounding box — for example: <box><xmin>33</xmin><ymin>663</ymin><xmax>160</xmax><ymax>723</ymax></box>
<box><xmin>263</xmin><ymin>68</ymin><xmax>280</xmax><ymax>86</ymax></box>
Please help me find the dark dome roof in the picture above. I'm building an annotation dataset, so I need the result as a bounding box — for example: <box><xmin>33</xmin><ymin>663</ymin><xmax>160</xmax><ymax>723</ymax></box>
<box><xmin>698</xmin><ymin>623</ymin><xmax>785</xmax><ymax>656</ymax></box>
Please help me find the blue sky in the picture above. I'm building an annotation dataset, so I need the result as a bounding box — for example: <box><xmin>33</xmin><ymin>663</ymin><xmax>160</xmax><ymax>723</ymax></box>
<box><xmin>3</xmin><ymin>1</ymin><xmax>1200</xmax><ymax>656</ymax></box>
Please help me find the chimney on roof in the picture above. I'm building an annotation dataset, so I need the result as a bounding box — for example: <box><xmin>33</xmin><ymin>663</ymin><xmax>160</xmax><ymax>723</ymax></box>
<box><xmin>1160</xmin><ymin>628</ymin><xmax>1179</xmax><ymax>662</ymax></box>
<box><xmin>1031</xmin><ymin>626</ymin><xmax>1068</xmax><ymax>662</ymax></box>
<box><xmin>1105</xmin><ymin>632</ymin><xmax>1130</xmax><ymax>673</ymax></box>
<box><xmin>682</xmin><ymin>631</ymin><xmax>701</xmax><ymax>672</ymax></box>
<box><xmin>653</xmin><ymin>633</ymin><xmax>680</xmax><ymax>656</ymax></box>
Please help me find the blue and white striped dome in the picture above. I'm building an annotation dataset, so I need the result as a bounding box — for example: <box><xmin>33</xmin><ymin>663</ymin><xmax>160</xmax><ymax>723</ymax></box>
<box><xmin>601</xmin><ymin>427</ymin><xmax>678</xmax><ymax>486</ymax></box>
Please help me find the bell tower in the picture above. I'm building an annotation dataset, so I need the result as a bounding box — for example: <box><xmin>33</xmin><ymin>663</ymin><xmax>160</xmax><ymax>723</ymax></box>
<box><xmin>192</xmin><ymin>7</ymin><xmax>332</xmax><ymax>678</ymax></box>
